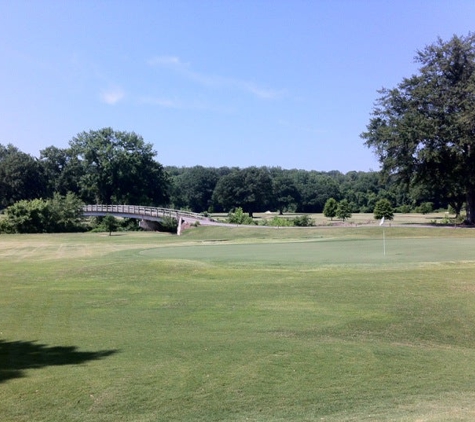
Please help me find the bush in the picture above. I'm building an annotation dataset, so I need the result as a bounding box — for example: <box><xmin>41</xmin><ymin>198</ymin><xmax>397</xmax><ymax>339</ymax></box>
<box><xmin>0</xmin><ymin>216</ymin><xmax>14</xmax><ymax>233</ymax></box>
<box><xmin>415</xmin><ymin>202</ymin><xmax>433</xmax><ymax>214</ymax></box>
<box><xmin>395</xmin><ymin>204</ymin><xmax>412</xmax><ymax>213</ymax></box>
<box><xmin>266</xmin><ymin>216</ymin><xmax>294</xmax><ymax>227</ymax></box>
<box><xmin>120</xmin><ymin>218</ymin><xmax>141</xmax><ymax>231</ymax></box>
<box><xmin>89</xmin><ymin>216</ymin><xmax>141</xmax><ymax>232</ymax></box>
<box><xmin>0</xmin><ymin>194</ymin><xmax>85</xmax><ymax>233</ymax></box>
<box><xmin>157</xmin><ymin>216</ymin><xmax>179</xmax><ymax>233</ymax></box>
<box><xmin>292</xmin><ymin>215</ymin><xmax>314</xmax><ymax>227</ymax></box>
<box><xmin>227</xmin><ymin>207</ymin><xmax>256</xmax><ymax>225</ymax></box>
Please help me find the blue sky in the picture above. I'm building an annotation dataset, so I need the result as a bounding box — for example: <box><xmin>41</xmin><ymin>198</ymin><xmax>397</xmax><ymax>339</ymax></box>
<box><xmin>1</xmin><ymin>1</ymin><xmax>474</xmax><ymax>172</ymax></box>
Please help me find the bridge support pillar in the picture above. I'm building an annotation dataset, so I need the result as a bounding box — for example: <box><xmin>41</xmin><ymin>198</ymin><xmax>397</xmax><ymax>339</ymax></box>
<box><xmin>177</xmin><ymin>216</ymin><xmax>193</xmax><ymax>235</ymax></box>
<box><xmin>177</xmin><ymin>215</ymin><xmax>182</xmax><ymax>236</ymax></box>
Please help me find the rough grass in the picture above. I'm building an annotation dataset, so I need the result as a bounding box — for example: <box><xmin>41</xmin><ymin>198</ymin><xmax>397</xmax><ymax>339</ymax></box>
<box><xmin>215</xmin><ymin>211</ymin><xmax>457</xmax><ymax>227</ymax></box>
<box><xmin>1</xmin><ymin>227</ymin><xmax>475</xmax><ymax>421</ymax></box>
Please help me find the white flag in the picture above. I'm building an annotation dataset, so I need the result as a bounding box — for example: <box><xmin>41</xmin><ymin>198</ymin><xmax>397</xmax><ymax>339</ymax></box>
<box><xmin>379</xmin><ymin>216</ymin><xmax>385</xmax><ymax>226</ymax></box>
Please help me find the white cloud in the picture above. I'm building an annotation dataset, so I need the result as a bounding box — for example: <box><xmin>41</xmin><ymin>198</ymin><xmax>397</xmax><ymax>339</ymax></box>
<box><xmin>138</xmin><ymin>95</ymin><xmax>233</xmax><ymax>113</ymax></box>
<box><xmin>100</xmin><ymin>87</ymin><xmax>125</xmax><ymax>105</ymax></box>
<box><xmin>139</xmin><ymin>96</ymin><xmax>182</xmax><ymax>109</ymax></box>
<box><xmin>147</xmin><ymin>56</ymin><xmax>188</xmax><ymax>68</ymax></box>
<box><xmin>148</xmin><ymin>55</ymin><xmax>284</xmax><ymax>100</ymax></box>
<box><xmin>240</xmin><ymin>82</ymin><xmax>285</xmax><ymax>100</ymax></box>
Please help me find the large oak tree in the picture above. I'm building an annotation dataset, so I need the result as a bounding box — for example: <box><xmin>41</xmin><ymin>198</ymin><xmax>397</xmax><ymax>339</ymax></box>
<box><xmin>68</xmin><ymin>128</ymin><xmax>170</xmax><ymax>205</ymax></box>
<box><xmin>361</xmin><ymin>34</ymin><xmax>475</xmax><ymax>223</ymax></box>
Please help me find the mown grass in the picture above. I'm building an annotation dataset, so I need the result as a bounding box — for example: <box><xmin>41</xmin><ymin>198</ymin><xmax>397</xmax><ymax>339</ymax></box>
<box><xmin>1</xmin><ymin>227</ymin><xmax>475</xmax><ymax>421</ymax></box>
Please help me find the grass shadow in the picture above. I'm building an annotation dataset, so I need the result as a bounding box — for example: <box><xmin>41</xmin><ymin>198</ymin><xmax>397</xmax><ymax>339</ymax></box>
<box><xmin>0</xmin><ymin>339</ymin><xmax>118</xmax><ymax>384</ymax></box>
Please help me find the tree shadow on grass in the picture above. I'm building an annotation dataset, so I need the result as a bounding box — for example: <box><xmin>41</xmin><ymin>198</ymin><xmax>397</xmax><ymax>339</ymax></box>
<box><xmin>0</xmin><ymin>339</ymin><xmax>118</xmax><ymax>384</ymax></box>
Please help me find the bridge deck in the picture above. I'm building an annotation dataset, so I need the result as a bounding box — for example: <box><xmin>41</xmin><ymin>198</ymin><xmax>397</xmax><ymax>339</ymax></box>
<box><xmin>82</xmin><ymin>204</ymin><xmax>220</xmax><ymax>234</ymax></box>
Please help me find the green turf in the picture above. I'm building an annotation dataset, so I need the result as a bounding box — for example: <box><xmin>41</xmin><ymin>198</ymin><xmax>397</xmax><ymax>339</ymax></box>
<box><xmin>1</xmin><ymin>227</ymin><xmax>475</xmax><ymax>421</ymax></box>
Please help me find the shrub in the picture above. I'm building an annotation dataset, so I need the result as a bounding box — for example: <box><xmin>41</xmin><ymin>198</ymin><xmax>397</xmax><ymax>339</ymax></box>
<box><xmin>49</xmin><ymin>192</ymin><xmax>85</xmax><ymax>232</ymax></box>
<box><xmin>267</xmin><ymin>216</ymin><xmax>294</xmax><ymax>227</ymax></box>
<box><xmin>395</xmin><ymin>204</ymin><xmax>412</xmax><ymax>213</ymax></box>
<box><xmin>157</xmin><ymin>216</ymin><xmax>179</xmax><ymax>233</ymax></box>
<box><xmin>323</xmin><ymin>198</ymin><xmax>338</xmax><ymax>220</ymax></box>
<box><xmin>292</xmin><ymin>215</ymin><xmax>314</xmax><ymax>227</ymax></box>
<box><xmin>336</xmin><ymin>200</ymin><xmax>352</xmax><ymax>221</ymax></box>
<box><xmin>373</xmin><ymin>199</ymin><xmax>394</xmax><ymax>221</ymax></box>
<box><xmin>0</xmin><ymin>194</ymin><xmax>85</xmax><ymax>233</ymax></box>
<box><xmin>227</xmin><ymin>207</ymin><xmax>256</xmax><ymax>225</ymax></box>
<box><xmin>119</xmin><ymin>218</ymin><xmax>141</xmax><ymax>231</ymax></box>
<box><xmin>415</xmin><ymin>202</ymin><xmax>433</xmax><ymax>214</ymax></box>
<box><xmin>102</xmin><ymin>214</ymin><xmax>119</xmax><ymax>236</ymax></box>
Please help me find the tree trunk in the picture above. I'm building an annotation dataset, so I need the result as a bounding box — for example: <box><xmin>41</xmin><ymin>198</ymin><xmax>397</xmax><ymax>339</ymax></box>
<box><xmin>465</xmin><ymin>189</ymin><xmax>475</xmax><ymax>224</ymax></box>
<box><xmin>449</xmin><ymin>200</ymin><xmax>463</xmax><ymax>218</ymax></box>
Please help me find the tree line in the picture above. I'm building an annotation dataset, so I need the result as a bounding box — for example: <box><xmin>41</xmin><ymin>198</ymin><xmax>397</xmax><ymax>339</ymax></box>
<box><xmin>167</xmin><ymin>165</ymin><xmax>436</xmax><ymax>216</ymax></box>
<box><xmin>1</xmin><ymin>128</ymin><xmax>445</xmax><ymax>222</ymax></box>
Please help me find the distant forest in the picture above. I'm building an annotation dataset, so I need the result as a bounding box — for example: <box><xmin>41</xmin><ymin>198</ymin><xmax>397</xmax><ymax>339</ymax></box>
<box><xmin>0</xmin><ymin>128</ymin><xmax>445</xmax><ymax>217</ymax></box>
<box><xmin>166</xmin><ymin>165</ymin><xmax>440</xmax><ymax>215</ymax></box>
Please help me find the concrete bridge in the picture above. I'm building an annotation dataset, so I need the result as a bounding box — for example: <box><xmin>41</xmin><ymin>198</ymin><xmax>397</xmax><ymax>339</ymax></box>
<box><xmin>83</xmin><ymin>204</ymin><xmax>219</xmax><ymax>235</ymax></box>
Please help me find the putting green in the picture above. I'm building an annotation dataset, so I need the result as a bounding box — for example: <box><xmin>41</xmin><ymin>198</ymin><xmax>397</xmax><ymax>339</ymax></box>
<box><xmin>140</xmin><ymin>237</ymin><xmax>475</xmax><ymax>267</ymax></box>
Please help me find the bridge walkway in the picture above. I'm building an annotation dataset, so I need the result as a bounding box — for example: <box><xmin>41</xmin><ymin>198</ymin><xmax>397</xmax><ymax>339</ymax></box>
<box><xmin>83</xmin><ymin>204</ymin><xmax>222</xmax><ymax>235</ymax></box>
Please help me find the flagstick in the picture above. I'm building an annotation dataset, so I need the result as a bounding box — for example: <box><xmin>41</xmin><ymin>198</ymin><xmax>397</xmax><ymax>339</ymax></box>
<box><xmin>379</xmin><ymin>216</ymin><xmax>386</xmax><ymax>256</ymax></box>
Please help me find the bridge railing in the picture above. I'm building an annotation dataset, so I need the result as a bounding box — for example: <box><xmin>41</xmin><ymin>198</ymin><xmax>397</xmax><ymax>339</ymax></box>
<box><xmin>82</xmin><ymin>204</ymin><xmax>211</xmax><ymax>221</ymax></box>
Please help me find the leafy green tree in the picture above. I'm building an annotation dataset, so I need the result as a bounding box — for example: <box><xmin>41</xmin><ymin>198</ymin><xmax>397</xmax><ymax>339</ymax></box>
<box><xmin>271</xmin><ymin>171</ymin><xmax>301</xmax><ymax>214</ymax></box>
<box><xmin>212</xmin><ymin>171</ymin><xmax>241</xmax><ymax>213</ymax></box>
<box><xmin>0</xmin><ymin>144</ymin><xmax>45</xmax><ymax>208</ymax></box>
<box><xmin>336</xmin><ymin>199</ymin><xmax>352</xmax><ymax>221</ymax></box>
<box><xmin>49</xmin><ymin>192</ymin><xmax>85</xmax><ymax>232</ymax></box>
<box><xmin>340</xmin><ymin>171</ymin><xmax>382</xmax><ymax>212</ymax></box>
<box><xmin>312</xmin><ymin>175</ymin><xmax>342</xmax><ymax>212</ymax></box>
<box><xmin>102</xmin><ymin>215</ymin><xmax>119</xmax><ymax>236</ymax></box>
<box><xmin>212</xmin><ymin>167</ymin><xmax>273</xmax><ymax>217</ymax></box>
<box><xmin>294</xmin><ymin>171</ymin><xmax>341</xmax><ymax>213</ymax></box>
<box><xmin>170</xmin><ymin>166</ymin><xmax>219</xmax><ymax>212</ymax></box>
<box><xmin>40</xmin><ymin>146</ymin><xmax>83</xmax><ymax>197</ymax></box>
<box><xmin>373</xmin><ymin>199</ymin><xmax>394</xmax><ymax>221</ymax></box>
<box><xmin>69</xmin><ymin>128</ymin><xmax>170</xmax><ymax>205</ymax></box>
<box><xmin>361</xmin><ymin>33</ymin><xmax>475</xmax><ymax>224</ymax></box>
<box><xmin>323</xmin><ymin>198</ymin><xmax>338</xmax><ymax>220</ymax></box>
